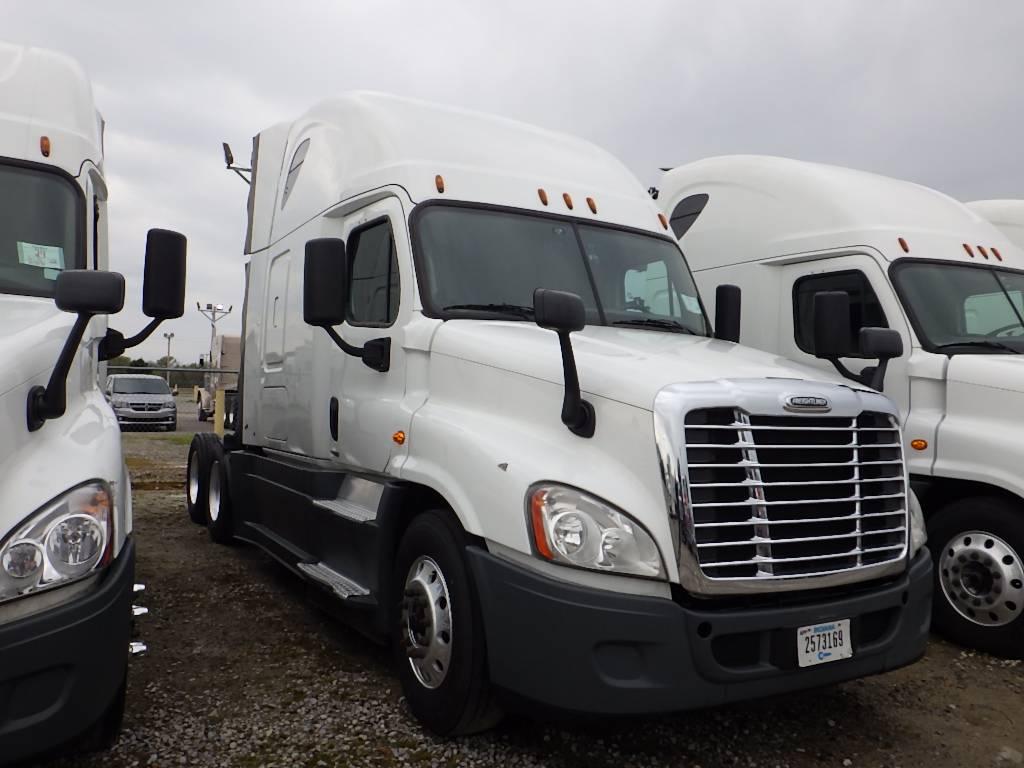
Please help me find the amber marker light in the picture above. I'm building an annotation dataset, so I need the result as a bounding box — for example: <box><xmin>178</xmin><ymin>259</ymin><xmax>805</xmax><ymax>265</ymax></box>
<box><xmin>435</xmin><ymin>175</ymin><xmax>445</xmax><ymax>193</ymax></box>
<box><xmin>910</xmin><ymin>439</ymin><xmax>928</xmax><ymax>451</ymax></box>
<box><xmin>530</xmin><ymin>489</ymin><xmax>554</xmax><ymax>560</ymax></box>
<box><xmin>993</xmin><ymin>247</ymin><xmax>1003</xmax><ymax>262</ymax></box>
<box><xmin>586</xmin><ymin>197</ymin><xmax>597</xmax><ymax>214</ymax></box>
<box><xmin>658</xmin><ymin>213</ymin><xmax>669</xmax><ymax>230</ymax></box>
<box><xmin>40</xmin><ymin>136</ymin><xmax>51</xmax><ymax>157</ymax></box>
<box><xmin>562</xmin><ymin>193</ymin><xmax>573</xmax><ymax>210</ymax></box>
<box><xmin>392</xmin><ymin>430</ymin><xmax>406</xmax><ymax>445</ymax></box>
<box><xmin>538</xmin><ymin>188</ymin><xmax>548</xmax><ymax>206</ymax></box>
<box><xmin>963</xmin><ymin>243</ymin><xmax>975</xmax><ymax>258</ymax></box>
<box><xmin>898</xmin><ymin>237</ymin><xmax>909</xmax><ymax>253</ymax></box>
<box><xmin>978</xmin><ymin>245</ymin><xmax>990</xmax><ymax>260</ymax></box>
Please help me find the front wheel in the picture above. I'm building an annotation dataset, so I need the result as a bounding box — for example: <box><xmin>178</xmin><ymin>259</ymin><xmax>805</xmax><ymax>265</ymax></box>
<box><xmin>931</xmin><ymin>497</ymin><xmax>1024</xmax><ymax>659</ymax></box>
<box><xmin>392</xmin><ymin>511</ymin><xmax>501</xmax><ymax>735</ymax></box>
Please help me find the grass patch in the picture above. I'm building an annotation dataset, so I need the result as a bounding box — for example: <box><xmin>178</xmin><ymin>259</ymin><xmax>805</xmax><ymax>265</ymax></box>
<box><xmin>156</xmin><ymin>433</ymin><xmax>195</xmax><ymax>446</ymax></box>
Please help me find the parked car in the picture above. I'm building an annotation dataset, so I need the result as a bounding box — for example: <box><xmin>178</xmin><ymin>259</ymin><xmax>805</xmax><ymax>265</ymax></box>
<box><xmin>106</xmin><ymin>374</ymin><xmax>177</xmax><ymax>431</ymax></box>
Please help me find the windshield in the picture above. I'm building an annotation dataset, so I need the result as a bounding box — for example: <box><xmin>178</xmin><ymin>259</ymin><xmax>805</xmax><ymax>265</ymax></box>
<box><xmin>892</xmin><ymin>261</ymin><xmax>1024</xmax><ymax>353</ymax></box>
<box><xmin>414</xmin><ymin>206</ymin><xmax>709</xmax><ymax>335</ymax></box>
<box><xmin>0</xmin><ymin>162</ymin><xmax>84</xmax><ymax>297</ymax></box>
<box><xmin>110</xmin><ymin>378</ymin><xmax>171</xmax><ymax>395</ymax></box>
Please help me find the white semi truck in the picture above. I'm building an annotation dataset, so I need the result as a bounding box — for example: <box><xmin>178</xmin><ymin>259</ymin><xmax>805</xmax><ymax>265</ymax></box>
<box><xmin>657</xmin><ymin>155</ymin><xmax>1024</xmax><ymax>658</ymax></box>
<box><xmin>187</xmin><ymin>93</ymin><xmax>930</xmax><ymax>735</ymax></box>
<box><xmin>0</xmin><ymin>42</ymin><xmax>186</xmax><ymax>760</ymax></box>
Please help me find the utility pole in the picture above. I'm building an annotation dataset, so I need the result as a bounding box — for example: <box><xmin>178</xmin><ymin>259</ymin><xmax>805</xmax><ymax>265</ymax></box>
<box><xmin>197</xmin><ymin>302</ymin><xmax>233</xmax><ymax>369</ymax></box>
<box><xmin>162</xmin><ymin>332</ymin><xmax>174</xmax><ymax>383</ymax></box>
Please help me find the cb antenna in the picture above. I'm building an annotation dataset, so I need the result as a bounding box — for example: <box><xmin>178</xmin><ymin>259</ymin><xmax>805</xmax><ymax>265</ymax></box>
<box><xmin>223</xmin><ymin>142</ymin><xmax>251</xmax><ymax>185</ymax></box>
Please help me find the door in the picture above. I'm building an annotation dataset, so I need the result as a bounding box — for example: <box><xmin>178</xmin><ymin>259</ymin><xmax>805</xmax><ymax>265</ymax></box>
<box><xmin>780</xmin><ymin>254</ymin><xmax>912</xmax><ymax>417</ymax></box>
<box><xmin>329</xmin><ymin>197</ymin><xmax>411</xmax><ymax>473</ymax></box>
<box><xmin>261</xmin><ymin>250</ymin><xmax>291</xmax><ymax>442</ymax></box>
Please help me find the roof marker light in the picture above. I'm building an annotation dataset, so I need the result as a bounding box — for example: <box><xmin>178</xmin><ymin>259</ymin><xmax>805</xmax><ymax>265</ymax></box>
<box><xmin>658</xmin><ymin>213</ymin><xmax>669</xmax><ymax>230</ymax></box>
<box><xmin>963</xmin><ymin>243</ymin><xmax>975</xmax><ymax>258</ymax></box>
<box><xmin>562</xmin><ymin>193</ymin><xmax>573</xmax><ymax>210</ymax></box>
<box><xmin>435</xmin><ymin>175</ymin><xmax>445</xmax><ymax>193</ymax></box>
<box><xmin>586</xmin><ymin>197</ymin><xmax>597</xmax><ymax>214</ymax></box>
<box><xmin>898</xmin><ymin>237</ymin><xmax>909</xmax><ymax>253</ymax></box>
<box><xmin>993</xmin><ymin>247</ymin><xmax>1003</xmax><ymax>261</ymax></box>
<box><xmin>538</xmin><ymin>188</ymin><xmax>548</xmax><ymax>206</ymax></box>
<box><xmin>978</xmin><ymin>245</ymin><xmax>990</xmax><ymax>260</ymax></box>
<box><xmin>40</xmin><ymin>136</ymin><xmax>51</xmax><ymax>157</ymax></box>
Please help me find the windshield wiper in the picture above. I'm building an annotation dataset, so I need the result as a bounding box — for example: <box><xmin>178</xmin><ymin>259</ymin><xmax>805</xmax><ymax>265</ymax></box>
<box><xmin>612</xmin><ymin>317</ymin><xmax>699</xmax><ymax>335</ymax></box>
<box><xmin>933</xmin><ymin>340</ymin><xmax>1021</xmax><ymax>354</ymax></box>
<box><xmin>442</xmin><ymin>303</ymin><xmax>535</xmax><ymax>318</ymax></box>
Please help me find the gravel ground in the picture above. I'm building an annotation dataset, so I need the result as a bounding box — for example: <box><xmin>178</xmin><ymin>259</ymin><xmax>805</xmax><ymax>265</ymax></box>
<box><xmin>39</xmin><ymin>433</ymin><xmax>1024</xmax><ymax>768</ymax></box>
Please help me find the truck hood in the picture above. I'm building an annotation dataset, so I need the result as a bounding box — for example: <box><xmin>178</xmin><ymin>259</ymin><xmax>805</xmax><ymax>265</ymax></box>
<box><xmin>946</xmin><ymin>353</ymin><xmax>1024</xmax><ymax>393</ymax></box>
<box><xmin>0</xmin><ymin>295</ymin><xmax>69</xmax><ymax>400</ymax></box>
<box><xmin>430</xmin><ymin>320</ymin><xmax>862</xmax><ymax>410</ymax></box>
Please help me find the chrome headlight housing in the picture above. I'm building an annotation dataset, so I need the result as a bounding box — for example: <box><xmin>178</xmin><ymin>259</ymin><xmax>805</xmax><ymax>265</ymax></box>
<box><xmin>909</xmin><ymin>489</ymin><xmax>927</xmax><ymax>557</ymax></box>
<box><xmin>527</xmin><ymin>483</ymin><xmax>666</xmax><ymax>579</ymax></box>
<box><xmin>0</xmin><ymin>482</ymin><xmax>114</xmax><ymax>604</ymax></box>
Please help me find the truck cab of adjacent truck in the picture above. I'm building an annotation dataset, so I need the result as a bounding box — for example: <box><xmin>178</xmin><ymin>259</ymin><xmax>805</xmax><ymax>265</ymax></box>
<box><xmin>658</xmin><ymin>155</ymin><xmax>1024</xmax><ymax>658</ymax></box>
<box><xmin>0</xmin><ymin>42</ymin><xmax>185</xmax><ymax>761</ymax></box>
<box><xmin>968</xmin><ymin>200</ymin><xmax>1024</xmax><ymax>250</ymax></box>
<box><xmin>188</xmin><ymin>94</ymin><xmax>930</xmax><ymax>736</ymax></box>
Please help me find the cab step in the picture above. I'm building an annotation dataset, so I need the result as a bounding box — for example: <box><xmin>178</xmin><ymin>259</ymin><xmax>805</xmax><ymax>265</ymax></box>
<box><xmin>297</xmin><ymin>561</ymin><xmax>371</xmax><ymax>600</ymax></box>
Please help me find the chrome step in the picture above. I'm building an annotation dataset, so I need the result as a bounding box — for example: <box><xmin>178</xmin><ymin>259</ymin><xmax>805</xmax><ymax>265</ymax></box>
<box><xmin>129</xmin><ymin>641</ymin><xmax>147</xmax><ymax>656</ymax></box>
<box><xmin>312</xmin><ymin>498</ymin><xmax>376</xmax><ymax>523</ymax></box>
<box><xmin>297</xmin><ymin>561</ymin><xmax>370</xmax><ymax>599</ymax></box>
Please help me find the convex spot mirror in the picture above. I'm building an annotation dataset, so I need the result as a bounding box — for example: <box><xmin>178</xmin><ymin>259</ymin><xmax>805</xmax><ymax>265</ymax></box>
<box><xmin>56</xmin><ymin>270</ymin><xmax>125</xmax><ymax>315</ymax></box>
<box><xmin>534</xmin><ymin>287</ymin><xmax>585</xmax><ymax>333</ymax></box>
<box><xmin>142</xmin><ymin>229</ymin><xmax>187</xmax><ymax>320</ymax></box>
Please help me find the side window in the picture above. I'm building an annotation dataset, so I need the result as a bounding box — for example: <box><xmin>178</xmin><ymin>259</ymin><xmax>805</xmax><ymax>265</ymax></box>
<box><xmin>669</xmin><ymin>193</ymin><xmax>709</xmax><ymax>239</ymax></box>
<box><xmin>280</xmin><ymin>139</ymin><xmax>309</xmax><ymax>209</ymax></box>
<box><xmin>793</xmin><ymin>270</ymin><xmax>887</xmax><ymax>356</ymax></box>
<box><xmin>348</xmin><ymin>219</ymin><xmax>400</xmax><ymax>326</ymax></box>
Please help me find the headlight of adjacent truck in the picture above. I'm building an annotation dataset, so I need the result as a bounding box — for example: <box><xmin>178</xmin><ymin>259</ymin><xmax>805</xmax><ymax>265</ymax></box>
<box><xmin>0</xmin><ymin>482</ymin><xmax>114</xmax><ymax>603</ymax></box>
<box><xmin>527</xmin><ymin>484</ymin><xmax>665</xmax><ymax>578</ymax></box>
<box><xmin>909</xmin><ymin>490</ymin><xmax>927</xmax><ymax>557</ymax></box>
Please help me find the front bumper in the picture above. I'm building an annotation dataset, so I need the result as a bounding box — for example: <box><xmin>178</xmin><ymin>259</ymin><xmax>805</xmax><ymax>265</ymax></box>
<box><xmin>0</xmin><ymin>537</ymin><xmax>134</xmax><ymax>763</ymax></box>
<box><xmin>468</xmin><ymin>546</ymin><xmax>932</xmax><ymax>715</ymax></box>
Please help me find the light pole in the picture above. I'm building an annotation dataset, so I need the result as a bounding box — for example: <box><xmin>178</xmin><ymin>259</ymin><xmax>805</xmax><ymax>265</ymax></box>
<box><xmin>162</xmin><ymin>332</ymin><xmax>174</xmax><ymax>383</ymax></box>
<box><xmin>196</xmin><ymin>302</ymin><xmax>233</xmax><ymax>368</ymax></box>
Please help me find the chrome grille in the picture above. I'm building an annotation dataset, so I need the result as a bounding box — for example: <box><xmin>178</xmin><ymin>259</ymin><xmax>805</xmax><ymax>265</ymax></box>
<box><xmin>130</xmin><ymin>402</ymin><xmax>164</xmax><ymax>411</ymax></box>
<box><xmin>684</xmin><ymin>409</ymin><xmax>907</xmax><ymax>581</ymax></box>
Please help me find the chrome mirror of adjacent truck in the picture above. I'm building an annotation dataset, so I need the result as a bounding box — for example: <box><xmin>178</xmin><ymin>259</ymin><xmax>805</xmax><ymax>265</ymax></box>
<box><xmin>99</xmin><ymin>228</ymin><xmax>188</xmax><ymax>360</ymax></box>
<box><xmin>813</xmin><ymin>290</ymin><xmax>903</xmax><ymax>391</ymax></box>
<box><xmin>302</xmin><ymin>237</ymin><xmax>391</xmax><ymax>372</ymax></box>
<box><xmin>533</xmin><ymin>287</ymin><xmax>595</xmax><ymax>438</ymax></box>
<box><xmin>26</xmin><ymin>270</ymin><xmax>125</xmax><ymax>431</ymax></box>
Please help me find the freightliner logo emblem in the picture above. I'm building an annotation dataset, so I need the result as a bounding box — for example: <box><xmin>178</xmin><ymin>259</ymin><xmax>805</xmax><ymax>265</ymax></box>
<box><xmin>784</xmin><ymin>395</ymin><xmax>831</xmax><ymax>413</ymax></box>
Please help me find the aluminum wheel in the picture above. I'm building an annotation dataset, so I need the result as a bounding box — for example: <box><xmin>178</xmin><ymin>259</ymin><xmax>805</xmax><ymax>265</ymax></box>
<box><xmin>188</xmin><ymin>450</ymin><xmax>200</xmax><ymax>505</ymax></box>
<box><xmin>207</xmin><ymin>460</ymin><xmax>221</xmax><ymax>523</ymax></box>
<box><xmin>939</xmin><ymin>530</ymin><xmax>1024</xmax><ymax>627</ymax></box>
<box><xmin>400</xmin><ymin>555</ymin><xmax>453</xmax><ymax>689</ymax></box>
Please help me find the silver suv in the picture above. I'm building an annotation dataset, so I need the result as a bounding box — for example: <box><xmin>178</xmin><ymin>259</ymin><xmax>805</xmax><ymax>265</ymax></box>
<box><xmin>105</xmin><ymin>374</ymin><xmax>177</xmax><ymax>431</ymax></box>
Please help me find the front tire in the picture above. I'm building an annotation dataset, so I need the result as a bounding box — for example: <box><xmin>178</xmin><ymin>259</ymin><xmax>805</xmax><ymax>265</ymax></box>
<box><xmin>392</xmin><ymin>511</ymin><xmax>500</xmax><ymax>735</ymax></box>
<box><xmin>931</xmin><ymin>497</ymin><xmax>1024</xmax><ymax>659</ymax></box>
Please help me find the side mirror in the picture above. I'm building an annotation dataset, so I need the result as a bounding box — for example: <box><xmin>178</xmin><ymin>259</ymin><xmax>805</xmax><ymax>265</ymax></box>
<box><xmin>859</xmin><ymin>327</ymin><xmax>903</xmax><ymax>391</ymax></box>
<box><xmin>28</xmin><ymin>271</ymin><xmax>126</xmax><ymax>431</ymax></box>
<box><xmin>812</xmin><ymin>291</ymin><xmax>854</xmax><ymax>358</ymax></box>
<box><xmin>533</xmin><ymin>288</ymin><xmax>594</xmax><ymax>438</ymax></box>
<box><xmin>142</xmin><ymin>229</ymin><xmax>187</xmax><ymax>319</ymax></box>
<box><xmin>714</xmin><ymin>284</ymin><xmax>741</xmax><ymax>343</ymax></box>
<box><xmin>303</xmin><ymin>238</ymin><xmax>348</xmax><ymax>327</ymax></box>
<box><xmin>303</xmin><ymin>238</ymin><xmax>390</xmax><ymax>373</ymax></box>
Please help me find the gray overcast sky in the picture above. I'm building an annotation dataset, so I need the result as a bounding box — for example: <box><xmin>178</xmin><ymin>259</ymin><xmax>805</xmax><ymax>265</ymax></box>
<box><xmin>6</xmin><ymin>1</ymin><xmax>1023</xmax><ymax>362</ymax></box>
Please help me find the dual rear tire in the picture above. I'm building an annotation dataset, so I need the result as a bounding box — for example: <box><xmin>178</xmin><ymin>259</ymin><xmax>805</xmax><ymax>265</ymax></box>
<box><xmin>185</xmin><ymin>433</ymin><xmax>233</xmax><ymax>543</ymax></box>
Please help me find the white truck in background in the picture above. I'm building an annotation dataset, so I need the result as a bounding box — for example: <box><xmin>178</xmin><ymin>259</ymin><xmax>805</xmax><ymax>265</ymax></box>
<box><xmin>187</xmin><ymin>93</ymin><xmax>930</xmax><ymax>735</ymax></box>
<box><xmin>967</xmin><ymin>200</ymin><xmax>1024</xmax><ymax>250</ymax></box>
<box><xmin>657</xmin><ymin>155</ymin><xmax>1024</xmax><ymax>658</ymax></box>
<box><xmin>0</xmin><ymin>42</ymin><xmax>186</xmax><ymax>761</ymax></box>
<box><xmin>196</xmin><ymin>333</ymin><xmax>240</xmax><ymax>422</ymax></box>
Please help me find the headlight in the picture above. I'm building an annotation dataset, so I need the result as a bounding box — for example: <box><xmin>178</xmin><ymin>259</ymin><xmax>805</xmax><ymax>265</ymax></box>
<box><xmin>527</xmin><ymin>484</ymin><xmax>665</xmax><ymax>579</ymax></box>
<box><xmin>909</xmin><ymin>489</ymin><xmax>927</xmax><ymax>556</ymax></box>
<box><xmin>0</xmin><ymin>482</ymin><xmax>113</xmax><ymax>603</ymax></box>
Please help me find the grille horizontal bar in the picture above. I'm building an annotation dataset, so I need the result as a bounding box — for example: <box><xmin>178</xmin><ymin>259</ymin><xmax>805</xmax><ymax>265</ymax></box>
<box><xmin>684</xmin><ymin>408</ymin><xmax>908</xmax><ymax>580</ymax></box>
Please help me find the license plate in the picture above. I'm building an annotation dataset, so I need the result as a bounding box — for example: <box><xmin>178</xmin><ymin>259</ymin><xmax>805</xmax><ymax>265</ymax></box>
<box><xmin>797</xmin><ymin>619</ymin><xmax>852</xmax><ymax>668</ymax></box>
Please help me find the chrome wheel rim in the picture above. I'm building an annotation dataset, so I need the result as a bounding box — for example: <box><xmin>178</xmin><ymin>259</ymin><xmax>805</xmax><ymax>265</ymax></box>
<box><xmin>400</xmin><ymin>555</ymin><xmax>453</xmax><ymax>689</ymax></box>
<box><xmin>188</xmin><ymin>451</ymin><xmax>200</xmax><ymax>505</ymax></box>
<box><xmin>940</xmin><ymin>530</ymin><xmax>1024</xmax><ymax>626</ymax></box>
<box><xmin>208</xmin><ymin>460</ymin><xmax>221</xmax><ymax>522</ymax></box>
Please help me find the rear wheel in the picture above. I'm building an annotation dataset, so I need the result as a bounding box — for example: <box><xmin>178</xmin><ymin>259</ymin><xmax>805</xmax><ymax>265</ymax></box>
<box><xmin>931</xmin><ymin>497</ymin><xmax>1024</xmax><ymax>659</ymax></box>
<box><xmin>206</xmin><ymin>456</ymin><xmax>234</xmax><ymax>544</ymax></box>
<box><xmin>186</xmin><ymin>434</ymin><xmax>220</xmax><ymax>526</ymax></box>
<box><xmin>392</xmin><ymin>511</ymin><xmax>500</xmax><ymax>735</ymax></box>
